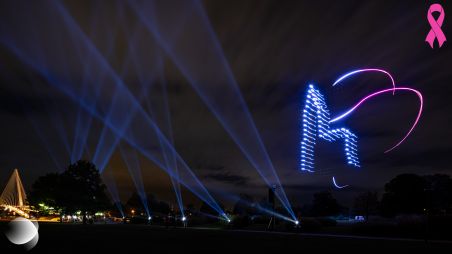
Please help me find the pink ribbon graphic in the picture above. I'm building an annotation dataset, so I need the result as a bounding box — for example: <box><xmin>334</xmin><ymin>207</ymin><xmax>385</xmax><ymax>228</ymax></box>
<box><xmin>426</xmin><ymin>4</ymin><xmax>447</xmax><ymax>48</ymax></box>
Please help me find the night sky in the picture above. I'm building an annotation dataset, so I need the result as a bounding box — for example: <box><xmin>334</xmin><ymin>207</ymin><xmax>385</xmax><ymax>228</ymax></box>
<box><xmin>0</xmin><ymin>0</ymin><xmax>451</xmax><ymax>209</ymax></box>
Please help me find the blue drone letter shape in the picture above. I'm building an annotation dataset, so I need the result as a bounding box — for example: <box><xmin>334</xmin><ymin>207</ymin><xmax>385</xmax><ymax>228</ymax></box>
<box><xmin>300</xmin><ymin>84</ymin><xmax>360</xmax><ymax>175</ymax></box>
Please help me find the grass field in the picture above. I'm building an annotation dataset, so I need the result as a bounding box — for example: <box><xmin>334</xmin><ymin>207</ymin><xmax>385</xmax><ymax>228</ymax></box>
<box><xmin>1</xmin><ymin>223</ymin><xmax>452</xmax><ymax>252</ymax></box>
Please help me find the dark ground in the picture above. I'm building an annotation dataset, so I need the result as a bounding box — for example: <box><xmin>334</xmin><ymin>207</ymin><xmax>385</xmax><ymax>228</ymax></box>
<box><xmin>1</xmin><ymin>223</ymin><xmax>452</xmax><ymax>253</ymax></box>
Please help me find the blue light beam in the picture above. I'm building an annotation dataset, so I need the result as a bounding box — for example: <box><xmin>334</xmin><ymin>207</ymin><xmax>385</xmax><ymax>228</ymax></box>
<box><xmin>102</xmin><ymin>167</ymin><xmax>125</xmax><ymax>218</ymax></box>
<box><xmin>129</xmin><ymin>0</ymin><xmax>296</xmax><ymax>221</ymax></box>
<box><xmin>119</xmin><ymin>142</ymin><xmax>151</xmax><ymax>218</ymax></box>
<box><xmin>0</xmin><ymin>1</ymin><xmax>229</xmax><ymax>220</ymax></box>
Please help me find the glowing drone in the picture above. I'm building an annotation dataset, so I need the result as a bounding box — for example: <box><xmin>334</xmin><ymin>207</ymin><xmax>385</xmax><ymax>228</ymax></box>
<box><xmin>300</xmin><ymin>69</ymin><xmax>423</xmax><ymax>188</ymax></box>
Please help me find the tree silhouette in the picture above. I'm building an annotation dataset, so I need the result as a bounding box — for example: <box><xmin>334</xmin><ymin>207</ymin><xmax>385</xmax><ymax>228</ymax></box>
<box><xmin>380</xmin><ymin>174</ymin><xmax>426</xmax><ymax>217</ymax></box>
<box><xmin>54</xmin><ymin>161</ymin><xmax>111</xmax><ymax>222</ymax></box>
<box><xmin>311</xmin><ymin>191</ymin><xmax>340</xmax><ymax>216</ymax></box>
<box><xmin>423</xmin><ymin>174</ymin><xmax>452</xmax><ymax>214</ymax></box>
<box><xmin>353</xmin><ymin>191</ymin><xmax>379</xmax><ymax>220</ymax></box>
<box><xmin>30</xmin><ymin>160</ymin><xmax>111</xmax><ymax>222</ymax></box>
<box><xmin>29</xmin><ymin>173</ymin><xmax>62</xmax><ymax>215</ymax></box>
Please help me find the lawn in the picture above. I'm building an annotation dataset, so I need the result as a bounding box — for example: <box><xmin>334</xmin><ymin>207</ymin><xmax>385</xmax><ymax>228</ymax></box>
<box><xmin>1</xmin><ymin>223</ymin><xmax>451</xmax><ymax>252</ymax></box>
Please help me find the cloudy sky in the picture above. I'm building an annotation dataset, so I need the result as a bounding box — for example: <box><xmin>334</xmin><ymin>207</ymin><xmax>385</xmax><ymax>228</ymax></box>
<box><xmin>0</xmin><ymin>0</ymin><xmax>451</xmax><ymax>209</ymax></box>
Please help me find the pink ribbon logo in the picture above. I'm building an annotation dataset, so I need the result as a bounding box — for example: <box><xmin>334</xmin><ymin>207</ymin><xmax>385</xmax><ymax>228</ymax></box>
<box><xmin>426</xmin><ymin>3</ymin><xmax>447</xmax><ymax>48</ymax></box>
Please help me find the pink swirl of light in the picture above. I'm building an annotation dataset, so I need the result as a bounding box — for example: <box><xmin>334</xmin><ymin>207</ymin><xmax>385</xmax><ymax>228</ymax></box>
<box><xmin>329</xmin><ymin>87</ymin><xmax>423</xmax><ymax>153</ymax></box>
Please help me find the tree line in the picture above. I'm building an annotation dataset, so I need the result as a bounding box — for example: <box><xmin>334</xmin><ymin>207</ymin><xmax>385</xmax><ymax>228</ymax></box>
<box><xmin>29</xmin><ymin>160</ymin><xmax>110</xmax><ymax>223</ymax></box>
<box><xmin>302</xmin><ymin>173</ymin><xmax>452</xmax><ymax>218</ymax></box>
<box><xmin>29</xmin><ymin>159</ymin><xmax>452</xmax><ymax>221</ymax></box>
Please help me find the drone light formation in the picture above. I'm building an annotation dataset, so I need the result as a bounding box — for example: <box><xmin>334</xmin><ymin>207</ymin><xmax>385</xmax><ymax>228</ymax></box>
<box><xmin>333</xmin><ymin>68</ymin><xmax>395</xmax><ymax>91</ymax></box>
<box><xmin>332</xmin><ymin>176</ymin><xmax>349</xmax><ymax>189</ymax></box>
<box><xmin>302</xmin><ymin>69</ymin><xmax>423</xmax><ymax>188</ymax></box>
<box><xmin>329</xmin><ymin>87</ymin><xmax>423</xmax><ymax>153</ymax></box>
<box><xmin>330</xmin><ymin>68</ymin><xmax>423</xmax><ymax>153</ymax></box>
<box><xmin>300</xmin><ymin>84</ymin><xmax>360</xmax><ymax>173</ymax></box>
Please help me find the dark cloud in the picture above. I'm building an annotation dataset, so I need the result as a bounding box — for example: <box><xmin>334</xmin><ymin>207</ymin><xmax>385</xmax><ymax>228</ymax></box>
<box><xmin>284</xmin><ymin>183</ymin><xmax>373</xmax><ymax>194</ymax></box>
<box><xmin>204</xmin><ymin>172</ymin><xmax>250</xmax><ymax>186</ymax></box>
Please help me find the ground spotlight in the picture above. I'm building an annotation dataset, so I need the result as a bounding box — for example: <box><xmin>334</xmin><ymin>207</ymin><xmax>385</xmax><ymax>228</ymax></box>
<box><xmin>182</xmin><ymin>216</ymin><xmax>187</xmax><ymax>222</ymax></box>
<box><xmin>220</xmin><ymin>213</ymin><xmax>231</xmax><ymax>223</ymax></box>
